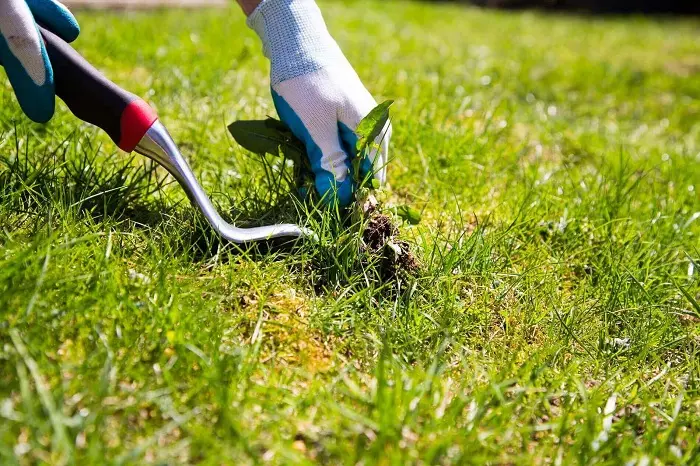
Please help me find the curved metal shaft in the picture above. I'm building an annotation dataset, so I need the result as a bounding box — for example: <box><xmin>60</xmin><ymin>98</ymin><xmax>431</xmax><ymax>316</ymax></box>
<box><xmin>135</xmin><ymin>120</ymin><xmax>312</xmax><ymax>244</ymax></box>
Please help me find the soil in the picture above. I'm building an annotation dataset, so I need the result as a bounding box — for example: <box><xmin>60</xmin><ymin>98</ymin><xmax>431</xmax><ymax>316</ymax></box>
<box><xmin>363</xmin><ymin>214</ymin><xmax>398</xmax><ymax>250</ymax></box>
<box><xmin>362</xmin><ymin>210</ymin><xmax>421</xmax><ymax>283</ymax></box>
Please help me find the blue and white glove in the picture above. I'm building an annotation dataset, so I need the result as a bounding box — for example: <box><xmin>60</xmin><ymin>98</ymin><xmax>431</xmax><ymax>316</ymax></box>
<box><xmin>248</xmin><ymin>0</ymin><xmax>391</xmax><ymax>207</ymax></box>
<box><xmin>0</xmin><ymin>0</ymin><xmax>80</xmax><ymax>123</ymax></box>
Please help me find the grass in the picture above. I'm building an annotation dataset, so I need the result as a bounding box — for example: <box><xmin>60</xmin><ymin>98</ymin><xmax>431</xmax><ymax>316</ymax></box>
<box><xmin>1</xmin><ymin>0</ymin><xmax>699</xmax><ymax>463</ymax></box>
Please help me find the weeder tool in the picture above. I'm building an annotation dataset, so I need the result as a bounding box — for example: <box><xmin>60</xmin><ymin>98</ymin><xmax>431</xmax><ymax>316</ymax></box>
<box><xmin>38</xmin><ymin>26</ymin><xmax>312</xmax><ymax>244</ymax></box>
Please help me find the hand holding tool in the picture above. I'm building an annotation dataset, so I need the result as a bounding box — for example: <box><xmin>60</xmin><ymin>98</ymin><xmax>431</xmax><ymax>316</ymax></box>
<box><xmin>0</xmin><ymin>0</ymin><xmax>80</xmax><ymax>122</ymax></box>
<box><xmin>37</xmin><ymin>26</ymin><xmax>312</xmax><ymax>244</ymax></box>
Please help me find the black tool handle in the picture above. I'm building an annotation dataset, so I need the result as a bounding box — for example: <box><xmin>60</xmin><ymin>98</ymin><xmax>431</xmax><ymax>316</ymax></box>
<box><xmin>39</xmin><ymin>26</ymin><xmax>158</xmax><ymax>152</ymax></box>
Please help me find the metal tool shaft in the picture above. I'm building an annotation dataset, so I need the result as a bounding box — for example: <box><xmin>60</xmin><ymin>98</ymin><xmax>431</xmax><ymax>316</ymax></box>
<box><xmin>38</xmin><ymin>26</ymin><xmax>312</xmax><ymax>245</ymax></box>
<box><xmin>136</xmin><ymin>121</ymin><xmax>312</xmax><ymax>244</ymax></box>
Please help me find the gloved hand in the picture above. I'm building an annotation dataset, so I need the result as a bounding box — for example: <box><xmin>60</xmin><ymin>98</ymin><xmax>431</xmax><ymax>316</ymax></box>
<box><xmin>0</xmin><ymin>0</ymin><xmax>80</xmax><ymax>123</ymax></box>
<box><xmin>248</xmin><ymin>0</ymin><xmax>391</xmax><ymax>207</ymax></box>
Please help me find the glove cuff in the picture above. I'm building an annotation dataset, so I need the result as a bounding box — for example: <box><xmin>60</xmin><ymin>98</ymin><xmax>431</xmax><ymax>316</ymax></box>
<box><xmin>247</xmin><ymin>0</ymin><xmax>344</xmax><ymax>86</ymax></box>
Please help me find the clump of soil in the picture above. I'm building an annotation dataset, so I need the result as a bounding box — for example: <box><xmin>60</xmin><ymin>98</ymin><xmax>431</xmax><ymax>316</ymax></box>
<box><xmin>364</xmin><ymin>213</ymin><xmax>398</xmax><ymax>248</ymax></box>
<box><xmin>361</xmin><ymin>196</ymin><xmax>421</xmax><ymax>282</ymax></box>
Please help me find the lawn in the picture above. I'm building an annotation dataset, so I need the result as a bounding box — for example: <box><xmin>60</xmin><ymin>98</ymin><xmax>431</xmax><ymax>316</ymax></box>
<box><xmin>1</xmin><ymin>0</ymin><xmax>699</xmax><ymax>463</ymax></box>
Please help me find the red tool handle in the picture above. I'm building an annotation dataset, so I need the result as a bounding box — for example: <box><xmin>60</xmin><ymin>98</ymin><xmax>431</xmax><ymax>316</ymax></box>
<box><xmin>39</xmin><ymin>26</ymin><xmax>158</xmax><ymax>152</ymax></box>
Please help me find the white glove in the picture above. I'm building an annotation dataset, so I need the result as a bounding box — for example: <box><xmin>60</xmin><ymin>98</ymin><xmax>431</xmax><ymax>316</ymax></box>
<box><xmin>0</xmin><ymin>0</ymin><xmax>80</xmax><ymax>122</ymax></box>
<box><xmin>248</xmin><ymin>0</ymin><xmax>391</xmax><ymax>207</ymax></box>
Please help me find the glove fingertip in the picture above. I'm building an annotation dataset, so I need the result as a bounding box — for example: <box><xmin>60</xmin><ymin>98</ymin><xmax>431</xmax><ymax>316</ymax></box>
<box><xmin>61</xmin><ymin>21</ymin><xmax>80</xmax><ymax>43</ymax></box>
<box><xmin>0</xmin><ymin>37</ymin><xmax>56</xmax><ymax>123</ymax></box>
<box><xmin>20</xmin><ymin>88</ymin><xmax>55</xmax><ymax>123</ymax></box>
<box><xmin>336</xmin><ymin>179</ymin><xmax>355</xmax><ymax>208</ymax></box>
<box><xmin>27</xmin><ymin>0</ymin><xmax>80</xmax><ymax>42</ymax></box>
<box><xmin>47</xmin><ymin>18</ymin><xmax>80</xmax><ymax>44</ymax></box>
<box><xmin>20</xmin><ymin>80</ymin><xmax>56</xmax><ymax>123</ymax></box>
<box><xmin>315</xmin><ymin>173</ymin><xmax>355</xmax><ymax>208</ymax></box>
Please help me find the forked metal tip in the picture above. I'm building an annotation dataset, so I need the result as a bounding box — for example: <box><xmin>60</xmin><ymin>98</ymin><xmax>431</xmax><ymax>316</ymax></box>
<box><xmin>135</xmin><ymin>120</ymin><xmax>315</xmax><ymax>244</ymax></box>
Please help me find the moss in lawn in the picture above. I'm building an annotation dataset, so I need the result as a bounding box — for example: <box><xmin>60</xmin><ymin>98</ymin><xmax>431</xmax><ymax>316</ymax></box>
<box><xmin>237</xmin><ymin>287</ymin><xmax>335</xmax><ymax>373</ymax></box>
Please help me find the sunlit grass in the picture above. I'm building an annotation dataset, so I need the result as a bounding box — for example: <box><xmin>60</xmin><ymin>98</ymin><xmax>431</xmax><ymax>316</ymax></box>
<box><xmin>0</xmin><ymin>1</ymin><xmax>698</xmax><ymax>463</ymax></box>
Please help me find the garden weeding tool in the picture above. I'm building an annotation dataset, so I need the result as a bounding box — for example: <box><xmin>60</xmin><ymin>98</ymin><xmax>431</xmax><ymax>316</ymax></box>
<box><xmin>37</xmin><ymin>26</ymin><xmax>312</xmax><ymax>244</ymax></box>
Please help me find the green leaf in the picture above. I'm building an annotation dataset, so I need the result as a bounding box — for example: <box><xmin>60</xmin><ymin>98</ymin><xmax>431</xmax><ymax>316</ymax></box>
<box><xmin>227</xmin><ymin>120</ymin><xmax>305</xmax><ymax>161</ymax></box>
<box><xmin>263</xmin><ymin>117</ymin><xmax>293</xmax><ymax>134</ymax></box>
<box><xmin>228</xmin><ymin>119</ymin><xmax>314</xmax><ymax>186</ymax></box>
<box><xmin>392</xmin><ymin>205</ymin><xmax>422</xmax><ymax>225</ymax></box>
<box><xmin>355</xmin><ymin>100</ymin><xmax>394</xmax><ymax>154</ymax></box>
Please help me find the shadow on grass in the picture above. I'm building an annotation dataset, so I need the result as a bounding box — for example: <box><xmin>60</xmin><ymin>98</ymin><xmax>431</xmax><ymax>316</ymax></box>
<box><xmin>0</xmin><ymin>141</ymin><xmax>306</xmax><ymax>261</ymax></box>
<box><xmin>0</xmin><ymin>133</ymin><xmax>423</xmax><ymax>293</ymax></box>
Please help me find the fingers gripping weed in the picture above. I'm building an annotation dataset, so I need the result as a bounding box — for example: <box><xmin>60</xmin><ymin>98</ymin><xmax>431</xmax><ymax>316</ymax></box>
<box><xmin>229</xmin><ymin>101</ymin><xmax>421</xmax><ymax>287</ymax></box>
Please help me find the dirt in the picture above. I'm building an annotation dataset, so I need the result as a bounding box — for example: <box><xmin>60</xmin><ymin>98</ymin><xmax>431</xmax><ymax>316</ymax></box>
<box><xmin>302</xmin><ymin>194</ymin><xmax>421</xmax><ymax>291</ymax></box>
<box><xmin>363</xmin><ymin>214</ymin><xmax>398</xmax><ymax>249</ymax></box>
<box><xmin>361</xmin><ymin>205</ymin><xmax>421</xmax><ymax>283</ymax></box>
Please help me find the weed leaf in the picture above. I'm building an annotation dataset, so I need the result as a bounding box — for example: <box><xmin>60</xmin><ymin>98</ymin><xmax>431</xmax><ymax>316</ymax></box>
<box><xmin>228</xmin><ymin>118</ymin><xmax>314</xmax><ymax>188</ymax></box>
<box><xmin>263</xmin><ymin>117</ymin><xmax>293</xmax><ymax>134</ymax></box>
<box><xmin>227</xmin><ymin>119</ymin><xmax>305</xmax><ymax>163</ymax></box>
<box><xmin>355</xmin><ymin>100</ymin><xmax>394</xmax><ymax>154</ymax></box>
